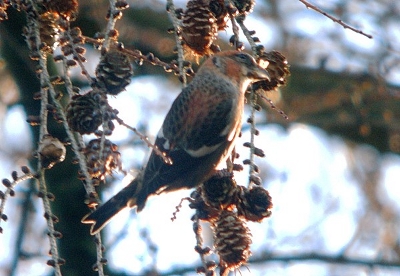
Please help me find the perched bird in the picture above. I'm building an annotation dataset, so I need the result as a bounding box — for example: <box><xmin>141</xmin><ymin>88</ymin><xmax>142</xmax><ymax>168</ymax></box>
<box><xmin>82</xmin><ymin>51</ymin><xmax>270</xmax><ymax>234</ymax></box>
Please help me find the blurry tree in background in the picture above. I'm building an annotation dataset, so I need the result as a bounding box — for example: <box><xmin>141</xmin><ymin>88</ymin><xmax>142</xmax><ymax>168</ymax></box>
<box><xmin>0</xmin><ymin>0</ymin><xmax>400</xmax><ymax>275</ymax></box>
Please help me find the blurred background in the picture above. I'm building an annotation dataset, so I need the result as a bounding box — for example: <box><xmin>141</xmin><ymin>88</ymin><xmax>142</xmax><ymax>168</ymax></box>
<box><xmin>0</xmin><ymin>0</ymin><xmax>400</xmax><ymax>275</ymax></box>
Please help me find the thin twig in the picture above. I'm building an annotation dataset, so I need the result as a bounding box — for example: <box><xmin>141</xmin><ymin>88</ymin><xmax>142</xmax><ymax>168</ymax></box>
<box><xmin>96</xmin><ymin>0</ymin><xmax>123</xmax><ymax>189</ymax></box>
<box><xmin>48</xmin><ymin>70</ymin><xmax>97</xmax><ymax>196</ymax></box>
<box><xmin>94</xmin><ymin>233</ymin><xmax>105</xmax><ymax>274</ymax></box>
<box><xmin>37</xmin><ymin>171</ymin><xmax>63</xmax><ymax>276</ymax></box>
<box><xmin>51</xmin><ymin>30</ymin><xmax>97</xmax><ymax>197</ymax></box>
<box><xmin>255</xmin><ymin>91</ymin><xmax>288</xmax><ymax>120</ymax></box>
<box><xmin>298</xmin><ymin>0</ymin><xmax>373</xmax><ymax>39</ymax></box>
<box><xmin>171</xmin><ymin>197</ymin><xmax>191</xmax><ymax>221</ymax></box>
<box><xmin>235</xmin><ymin>15</ymin><xmax>258</xmax><ymax>54</ymax></box>
<box><xmin>115</xmin><ymin>116</ymin><xmax>173</xmax><ymax>165</ymax></box>
<box><xmin>228</xmin><ymin>9</ymin><xmax>241</xmax><ymax>50</ymax></box>
<box><xmin>84</xmin><ymin>36</ymin><xmax>192</xmax><ymax>78</ymax></box>
<box><xmin>103</xmin><ymin>0</ymin><xmax>118</xmax><ymax>50</ymax></box>
<box><xmin>64</xmin><ymin>26</ymin><xmax>93</xmax><ymax>84</ymax></box>
<box><xmin>57</xmin><ymin>34</ymin><xmax>106</xmax><ymax>276</ymax></box>
<box><xmin>26</xmin><ymin>1</ymin><xmax>63</xmax><ymax>273</ymax></box>
<box><xmin>193</xmin><ymin>216</ymin><xmax>209</xmax><ymax>272</ymax></box>
<box><xmin>231</xmin><ymin>9</ymin><xmax>263</xmax><ymax>187</ymax></box>
<box><xmin>247</xmin><ymin>90</ymin><xmax>258</xmax><ymax>187</ymax></box>
<box><xmin>142</xmin><ymin>252</ymin><xmax>400</xmax><ymax>276</ymax></box>
<box><xmin>0</xmin><ymin>173</ymin><xmax>36</xmax><ymax>231</ymax></box>
<box><xmin>166</xmin><ymin>0</ymin><xmax>187</xmax><ymax>86</ymax></box>
<box><xmin>9</xmin><ymin>183</ymin><xmax>36</xmax><ymax>276</ymax></box>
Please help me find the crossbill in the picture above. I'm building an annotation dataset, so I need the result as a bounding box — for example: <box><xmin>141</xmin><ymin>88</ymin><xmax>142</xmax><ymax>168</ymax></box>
<box><xmin>82</xmin><ymin>51</ymin><xmax>270</xmax><ymax>234</ymax></box>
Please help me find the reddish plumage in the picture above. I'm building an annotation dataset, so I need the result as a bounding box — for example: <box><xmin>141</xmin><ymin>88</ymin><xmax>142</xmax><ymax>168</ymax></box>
<box><xmin>82</xmin><ymin>51</ymin><xmax>269</xmax><ymax>234</ymax></box>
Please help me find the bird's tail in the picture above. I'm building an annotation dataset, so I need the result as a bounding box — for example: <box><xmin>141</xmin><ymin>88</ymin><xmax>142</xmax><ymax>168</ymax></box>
<box><xmin>82</xmin><ymin>177</ymin><xmax>142</xmax><ymax>235</ymax></box>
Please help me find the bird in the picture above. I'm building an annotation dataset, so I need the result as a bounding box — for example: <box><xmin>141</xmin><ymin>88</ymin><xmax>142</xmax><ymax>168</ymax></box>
<box><xmin>82</xmin><ymin>50</ymin><xmax>270</xmax><ymax>235</ymax></box>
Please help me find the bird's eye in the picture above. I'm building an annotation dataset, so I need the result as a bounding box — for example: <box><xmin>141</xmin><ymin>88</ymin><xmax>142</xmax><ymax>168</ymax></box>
<box><xmin>236</xmin><ymin>53</ymin><xmax>248</xmax><ymax>61</ymax></box>
<box><xmin>236</xmin><ymin>53</ymin><xmax>253</xmax><ymax>66</ymax></box>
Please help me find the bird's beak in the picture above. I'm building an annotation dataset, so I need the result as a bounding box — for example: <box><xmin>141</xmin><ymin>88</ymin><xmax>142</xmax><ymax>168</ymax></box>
<box><xmin>249</xmin><ymin>65</ymin><xmax>270</xmax><ymax>82</ymax></box>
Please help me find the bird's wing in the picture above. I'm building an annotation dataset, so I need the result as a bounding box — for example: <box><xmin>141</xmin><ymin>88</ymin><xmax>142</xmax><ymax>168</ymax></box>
<box><xmin>138</xmin><ymin>83</ymin><xmax>238</xmax><ymax>198</ymax></box>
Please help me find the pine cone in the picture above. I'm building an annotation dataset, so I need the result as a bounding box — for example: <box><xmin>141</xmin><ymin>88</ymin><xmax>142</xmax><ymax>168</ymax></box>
<box><xmin>181</xmin><ymin>0</ymin><xmax>218</xmax><ymax>56</ymax></box>
<box><xmin>38</xmin><ymin>135</ymin><xmax>66</xmax><ymax>169</ymax></box>
<box><xmin>84</xmin><ymin>138</ymin><xmax>122</xmax><ymax>180</ymax></box>
<box><xmin>189</xmin><ymin>188</ymin><xmax>220</xmax><ymax>222</ymax></box>
<box><xmin>253</xmin><ymin>50</ymin><xmax>290</xmax><ymax>91</ymax></box>
<box><xmin>237</xmin><ymin>186</ymin><xmax>273</xmax><ymax>222</ymax></box>
<box><xmin>115</xmin><ymin>0</ymin><xmax>129</xmax><ymax>10</ymax></box>
<box><xmin>201</xmin><ymin>170</ymin><xmax>238</xmax><ymax>210</ymax></box>
<box><xmin>209</xmin><ymin>0</ymin><xmax>228</xmax><ymax>31</ymax></box>
<box><xmin>231</xmin><ymin>0</ymin><xmax>255</xmax><ymax>15</ymax></box>
<box><xmin>38</xmin><ymin>12</ymin><xmax>60</xmax><ymax>54</ymax></box>
<box><xmin>95</xmin><ymin>50</ymin><xmax>133</xmax><ymax>95</ymax></box>
<box><xmin>41</xmin><ymin>0</ymin><xmax>78</xmax><ymax>20</ymax></box>
<box><xmin>66</xmin><ymin>90</ymin><xmax>109</xmax><ymax>135</ymax></box>
<box><xmin>213</xmin><ymin>210</ymin><xmax>251</xmax><ymax>270</ymax></box>
<box><xmin>0</xmin><ymin>1</ymin><xmax>9</xmax><ymax>21</ymax></box>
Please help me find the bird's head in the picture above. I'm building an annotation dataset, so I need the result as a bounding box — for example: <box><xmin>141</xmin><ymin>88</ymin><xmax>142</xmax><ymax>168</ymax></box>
<box><xmin>209</xmin><ymin>51</ymin><xmax>270</xmax><ymax>92</ymax></box>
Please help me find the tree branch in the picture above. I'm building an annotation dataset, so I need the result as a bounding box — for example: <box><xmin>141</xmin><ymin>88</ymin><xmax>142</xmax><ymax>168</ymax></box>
<box><xmin>251</xmin><ymin>252</ymin><xmax>400</xmax><ymax>268</ymax></box>
<box><xmin>118</xmin><ymin>252</ymin><xmax>400</xmax><ymax>276</ymax></box>
<box><xmin>298</xmin><ymin>0</ymin><xmax>373</xmax><ymax>39</ymax></box>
